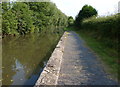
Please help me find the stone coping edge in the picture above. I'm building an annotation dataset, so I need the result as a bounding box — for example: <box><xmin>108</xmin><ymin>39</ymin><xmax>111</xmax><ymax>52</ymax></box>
<box><xmin>35</xmin><ymin>32</ymin><xmax>67</xmax><ymax>86</ymax></box>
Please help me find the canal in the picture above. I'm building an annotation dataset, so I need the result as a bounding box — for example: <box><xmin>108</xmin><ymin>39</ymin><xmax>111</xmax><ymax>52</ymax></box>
<box><xmin>2</xmin><ymin>32</ymin><xmax>62</xmax><ymax>86</ymax></box>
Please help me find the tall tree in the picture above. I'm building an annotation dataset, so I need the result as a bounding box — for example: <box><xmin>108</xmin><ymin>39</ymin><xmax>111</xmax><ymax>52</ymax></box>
<box><xmin>75</xmin><ymin>5</ymin><xmax>97</xmax><ymax>27</ymax></box>
<box><xmin>68</xmin><ymin>16</ymin><xmax>74</xmax><ymax>26</ymax></box>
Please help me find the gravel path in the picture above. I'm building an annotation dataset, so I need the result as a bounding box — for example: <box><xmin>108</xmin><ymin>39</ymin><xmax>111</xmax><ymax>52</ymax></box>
<box><xmin>57</xmin><ymin>31</ymin><xmax>118</xmax><ymax>85</ymax></box>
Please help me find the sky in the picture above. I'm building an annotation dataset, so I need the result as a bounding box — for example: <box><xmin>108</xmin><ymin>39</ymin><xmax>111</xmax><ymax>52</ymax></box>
<box><xmin>51</xmin><ymin>0</ymin><xmax>120</xmax><ymax>18</ymax></box>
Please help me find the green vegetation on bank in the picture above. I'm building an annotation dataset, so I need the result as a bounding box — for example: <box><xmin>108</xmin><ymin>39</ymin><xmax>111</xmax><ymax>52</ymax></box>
<box><xmin>81</xmin><ymin>14</ymin><xmax>119</xmax><ymax>52</ymax></box>
<box><xmin>2</xmin><ymin>2</ymin><xmax>68</xmax><ymax>36</ymax></box>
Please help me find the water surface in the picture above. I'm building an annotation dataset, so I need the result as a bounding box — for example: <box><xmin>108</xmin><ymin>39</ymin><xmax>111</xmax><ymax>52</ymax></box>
<box><xmin>2</xmin><ymin>32</ymin><xmax>62</xmax><ymax>85</ymax></box>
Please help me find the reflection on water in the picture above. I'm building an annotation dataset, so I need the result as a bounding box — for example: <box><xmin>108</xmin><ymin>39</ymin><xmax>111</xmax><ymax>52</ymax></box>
<box><xmin>2</xmin><ymin>32</ymin><xmax>62</xmax><ymax>85</ymax></box>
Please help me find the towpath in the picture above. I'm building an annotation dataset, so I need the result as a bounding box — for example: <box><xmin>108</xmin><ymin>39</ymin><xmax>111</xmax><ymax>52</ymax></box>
<box><xmin>57</xmin><ymin>31</ymin><xmax>118</xmax><ymax>85</ymax></box>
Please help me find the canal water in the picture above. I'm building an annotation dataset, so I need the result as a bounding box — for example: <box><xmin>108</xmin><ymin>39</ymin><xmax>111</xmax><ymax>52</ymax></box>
<box><xmin>2</xmin><ymin>32</ymin><xmax>62</xmax><ymax>86</ymax></box>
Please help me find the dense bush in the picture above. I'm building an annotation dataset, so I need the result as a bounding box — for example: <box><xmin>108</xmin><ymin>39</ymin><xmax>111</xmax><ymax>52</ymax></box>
<box><xmin>81</xmin><ymin>14</ymin><xmax>119</xmax><ymax>51</ymax></box>
<box><xmin>2</xmin><ymin>2</ymin><xmax>68</xmax><ymax>35</ymax></box>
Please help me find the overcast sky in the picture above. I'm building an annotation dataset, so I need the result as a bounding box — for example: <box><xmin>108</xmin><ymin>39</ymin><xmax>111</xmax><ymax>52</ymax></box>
<box><xmin>51</xmin><ymin>0</ymin><xmax>119</xmax><ymax>18</ymax></box>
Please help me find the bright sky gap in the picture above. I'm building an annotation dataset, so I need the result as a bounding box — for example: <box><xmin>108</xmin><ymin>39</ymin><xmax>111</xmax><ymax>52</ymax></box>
<box><xmin>51</xmin><ymin>0</ymin><xmax>119</xmax><ymax>18</ymax></box>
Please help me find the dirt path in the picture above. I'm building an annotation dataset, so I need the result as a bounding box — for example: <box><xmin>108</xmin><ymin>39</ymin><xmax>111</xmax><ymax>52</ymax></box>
<box><xmin>57</xmin><ymin>31</ymin><xmax>118</xmax><ymax>85</ymax></box>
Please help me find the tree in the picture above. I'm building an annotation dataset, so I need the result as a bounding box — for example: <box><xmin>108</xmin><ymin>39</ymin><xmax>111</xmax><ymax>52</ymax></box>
<box><xmin>28</xmin><ymin>2</ymin><xmax>68</xmax><ymax>32</ymax></box>
<box><xmin>12</xmin><ymin>2</ymin><xmax>34</xmax><ymax>35</ymax></box>
<box><xmin>2</xmin><ymin>2</ymin><xmax>68</xmax><ymax>35</ymax></box>
<box><xmin>68</xmin><ymin>16</ymin><xmax>74</xmax><ymax>26</ymax></box>
<box><xmin>75</xmin><ymin>5</ymin><xmax>97</xmax><ymax>27</ymax></box>
<box><xmin>2</xmin><ymin>10</ymin><xmax>18</xmax><ymax>35</ymax></box>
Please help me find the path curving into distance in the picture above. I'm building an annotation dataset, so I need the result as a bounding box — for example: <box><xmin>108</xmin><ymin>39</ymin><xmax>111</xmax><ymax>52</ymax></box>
<box><xmin>57</xmin><ymin>31</ymin><xmax>118</xmax><ymax>85</ymax></box>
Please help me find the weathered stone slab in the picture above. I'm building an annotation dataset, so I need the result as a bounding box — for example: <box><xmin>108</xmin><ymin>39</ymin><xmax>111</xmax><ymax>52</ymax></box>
<box><xmin>35</xmin><ymin>32</ymin><xmax>67</xmax><ymax>86</ymax></box>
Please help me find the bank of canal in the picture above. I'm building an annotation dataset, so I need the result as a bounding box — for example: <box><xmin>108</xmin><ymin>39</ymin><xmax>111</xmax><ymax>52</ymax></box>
<box><xmin>2</xmin><ymin>32</ymin><xmax>63</xmax><ymax>86</ymax></box>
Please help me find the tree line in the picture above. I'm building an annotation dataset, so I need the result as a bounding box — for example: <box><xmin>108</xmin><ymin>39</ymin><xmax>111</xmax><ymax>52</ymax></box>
<box><xmin>2</xmin><ymin>2</ymin><xmax>68</xmax><ymax>35</ymax></box>
<box><xmin>74</xmin><ymin>4</ymin><xmax>119</xmax><ymax>51</ymax></box>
